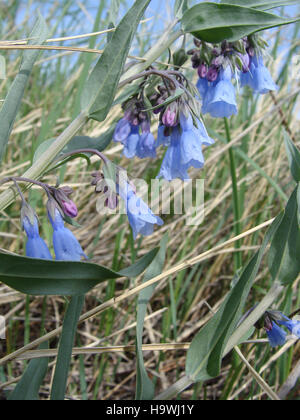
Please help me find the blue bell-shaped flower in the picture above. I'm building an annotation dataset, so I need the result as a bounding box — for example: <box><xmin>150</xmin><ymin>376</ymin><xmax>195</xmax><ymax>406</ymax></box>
<box><xmin>266</xmin><ymin>321</ymin><xmax>287</xmax><ymax>348</ymax></box>
<box><xmin>48</xmin><ymin>207</ymin><xmax>87</xmax><ymax>261</ymax></box>
<box><xmin>21</xmin><ymin>204</ymin><xmax>52</xmax><ymax>260</ymax></box>
<box><xmin>118</xmin><ymin>183</ymin><xmax>163</xmax><ymax>240</ymax></box>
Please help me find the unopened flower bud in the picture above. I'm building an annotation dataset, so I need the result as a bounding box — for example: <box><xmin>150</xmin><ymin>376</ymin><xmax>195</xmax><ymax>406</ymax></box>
<box><xmin>61</xmin><ymin>200</ymin><xmax>78</xmax><ymax>218</ymax></box>
<box><xmin>198</xmin><ymin>63</ymin><xmax>208</xmax><ymax>79</ymax></box>
<box><xmin>207</xmin><ymin>66</ymin><xmax>219</xmax><ymax>82</ymax></box>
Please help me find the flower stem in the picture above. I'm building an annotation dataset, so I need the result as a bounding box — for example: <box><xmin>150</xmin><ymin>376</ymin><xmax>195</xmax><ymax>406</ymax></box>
<box><xmin>224</xmin><ymin>117</ymin><xmax>242</xmax><ymax>270</ymax></box>
<box><xmin>0</xmin><ymin>111</ymin><xmax>88</xmax><ymax>212</ymax></box>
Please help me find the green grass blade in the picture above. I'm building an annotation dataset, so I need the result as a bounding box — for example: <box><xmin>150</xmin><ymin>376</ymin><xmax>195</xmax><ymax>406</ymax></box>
<box><xmin>50</xmin><ymin>295</ymin><xmax>85</xmax><ymax>400</ymax></box>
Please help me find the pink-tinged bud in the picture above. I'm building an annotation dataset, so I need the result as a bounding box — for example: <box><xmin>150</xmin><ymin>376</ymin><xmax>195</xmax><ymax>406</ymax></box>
<box><xmin>162</xmin><ymin>109</ymin><xmax>176</xmax><ymax>127</ymax></box>
<box><xmin>207</xmin><ymin>66</ymin><xmax>219</xmax><ymax>82</ymax></box>
<box><xmin>162</xmin><ymin>102</ymin><xmax>178</xmax><ymax>127</ymax></box>
<box><xmin>62</xmin><ymin>200</ymin><xmax>78</xmax><ymax>218</ymax></box>
<box><xmin>239</xmin><ymin>53</ymin><xmax>250</xmax><ymax>73</ymax></box>
<box><xmin>198</xmin><ymin>63</ymin><xmax>208</xmax><ymax>79</ymax></box>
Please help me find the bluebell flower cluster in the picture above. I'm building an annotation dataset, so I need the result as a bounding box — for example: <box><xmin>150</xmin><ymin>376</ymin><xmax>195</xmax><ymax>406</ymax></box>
<box><xmin>264</xmin><ymin>311</ymin><xmax>300</xmax><ymax>348</ymax></box>
<box><xmin>191</xmin><ymin>36</ymin><xmax>278</xmax><ymax>119</ymax></box>
<box><xmin>113</xmin><ymin>68</ymin><xmax>215</xmax><ymax>183</ymax></box>
<box><xmin>113</xmin><ymin>108</ymin><xmax>156</xmax><ymax>159</ymax></box>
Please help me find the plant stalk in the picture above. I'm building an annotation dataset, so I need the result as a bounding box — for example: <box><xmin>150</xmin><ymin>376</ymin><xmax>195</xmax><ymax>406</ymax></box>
<box><xmin>224</xmin><ymin>117</ymin><xmax>242</xmax><ymax>270</ymax></box>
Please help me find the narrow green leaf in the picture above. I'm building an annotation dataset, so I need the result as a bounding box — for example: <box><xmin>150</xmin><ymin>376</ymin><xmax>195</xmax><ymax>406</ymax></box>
<box><xmin>284</xmin><ymin>131</ymin><xmax>300</xmax><ymax>183</ymax></box>
<box><xmin>185</xmin><ymin>214</ymin><xmax>283</xmax><ymax>382</ymax></box>
<box><xmin>81</xmin><ymin>0</ymin><xmax>151</xmax><ymax>122</ymax></box>
<box><xmin>181</xmin><ymin>3</ymin><xmax>299</xmax><ymax>43</ymax></box>
<box><xmin>135</xmin><ymin>234</ymin><xmax>168</xmax><ymax>400</ymax></box>
<box><xmin>297</xmin><ymin>183</ymin><xmax>300</xmax><ymax>227</ymax></box>
<box><xmin>50</xmin><ymin>295</ymin><xmax>85</xmax><ymax>400</ymax></box>
<box><xmin>268</xmin><ymin>188</ymin><xmax>300</xmax><ymax>285</ymax></box>
<box><xmin>0</xmin><ymin>13</ymin><xmax>49</xmax><ymax>163</ymax></box>
<box><xmin>0</xmin><ymin>247</ymin><xmax>159</xmax><ymax>296</ymax></box>
<box><xmin>8</xmin><ymin>341</ymin><xmax>49</xmax><ymax>400</ymax></box>
<box><xmin>220</xmin><ymin>0</ymin><xmax>300</xmax><ymax>11</ymax></box>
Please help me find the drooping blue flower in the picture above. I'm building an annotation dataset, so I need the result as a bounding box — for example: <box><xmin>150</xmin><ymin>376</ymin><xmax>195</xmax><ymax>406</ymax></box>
<box><xmin>119</xmin><ymin>183</ymin><xmax>163</xmax><ymax>240</ymax></box>
<box><xmin>196</xmin><ymin>77</ymin><xmax>209</xmax><ymax>101</ymax></box>
<box><xmin>202</xmin><ymin>66</ymin><xmax>238</xmax><ymax>118</ymax></box>
<box><xmin>113</xmin><ymin>117</ymin><xmax>131</xmax><ymax>144</ymax></box>
<box><xmin>136</xmin><ymin>122</ymin><xmax>156</xmax><ymax>159</ymax></box>
<box><xmin>266</xmin><ymin>322</ymin><xmax>287</xmax><ymax>348</ymax></box>
<box><xmin>157</xmin><ymin>113</ymin><xmax>214</xmax><ymax>181</ymax></box>
<box><xmin>278</xmin><ymin>316</ymin><xmax>300</xmax><ymax>339</ymax></box>
<box><xmin>157</xmin><ymin>127</ymin><xmax>190</xmax><ymax>181</ymax></box>
<box><xmin>179</xmin><ymin>112</ymin><xmax>206</xmax><ymax>169</ymax></box>
<box><xmin>240</xmin><ymin>62</ymin><xmax>256</xmax><ymax>90</ymax></box>
<box><xmin>22</xmin><ymin>216</ymin><xmax>52</xmax><ymax>260</ymax></box>
<box><xmin>156</xmin><ymin>124</ymin><xmax>171</xmax><ymax>148</ymax></box>
<box><xmin>115</xmin><ymin>119</ymin><xmax>157</xmax><ymax>160</ymax></box>
<box><xmin>48</xmin><ymin>209</ymin><xmax>87</xmax><ymax>261</ymax></box>
<box><xmin>123</xmin><ymin>124</ymin><xmax>141</xmax><ymax>159</ymax></box>
<box><xmin>240</xmin><ymin>55</ymin><xmax>278</xmax><ymax>94</ymax></box>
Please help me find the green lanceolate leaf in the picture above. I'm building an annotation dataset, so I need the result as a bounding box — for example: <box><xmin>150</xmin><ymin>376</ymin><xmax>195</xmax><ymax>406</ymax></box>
<box><xmin>81</xmin><ymin>0</ymin><xmax>151</xmax><ymax>122</ymax></box>
<box><xmin>0</xmin><ymin>247</ymin><xmax>159</xmax><ymax>296</ymax></box>
<box><xmin>185</xmin><ymin>213</ymin><xmax>283</xmax><ymax>382</ymax></box>
<box><xmin>220</xmin><ymin>0</ymin><xmax>300</xmax><ymax>11</ymax></box>
<box><xmin>8</xmin><ymin>341</ymin><xmax>49</xmax><ymax>400</ymax></box>
<box><xmin>0</xmin><ymin>13</ymin><xmax>49</xmax><ymax>164</ymax></box>
<box><xmin>284</xmin><ymin>131</ymin><xmax>300</xmax><ymax>183</ymax></box>
<box><xmin>268</xmin><ymin>188</ymin><xmax>300</xmax><ymax>285</ymax></box>
<box><xmin>50</xmin><ymin>295</ymin><xmax>85</xmax><ymax>400</ymax></box>
<box><xmin>181</xmin><ymin>3</ymin><xmax>299</xmax><ymax>43</ymax></box>
<box><xmin>135</xmin><ymin>234</ymin><xmax>168</xmax><ymax>400</ymax></box>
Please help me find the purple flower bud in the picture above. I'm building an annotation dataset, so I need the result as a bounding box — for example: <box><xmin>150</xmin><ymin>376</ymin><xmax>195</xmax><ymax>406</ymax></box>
<box><xmin>207</xmin><ymin>66</ymin><xmax>219</xmax><ymax>82</ymax></box>
<box><xmin>197</xmin><ymin>63</ymin><xmax>208</xmax><ymax>79</ymax></box>
<box><xmin>162</xmin><ymin>104</ymin><xmax>177</xmax><ymax>127</ymax></box>
<box><xmin>239</xmin><ymin>53</ymin><xmax>250</xmax><ymax>73</ymax></box>
<box><xmin>61</xmin><ymin>200</ymin><xmax>78</xmax><ymax>218</ymax></box>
